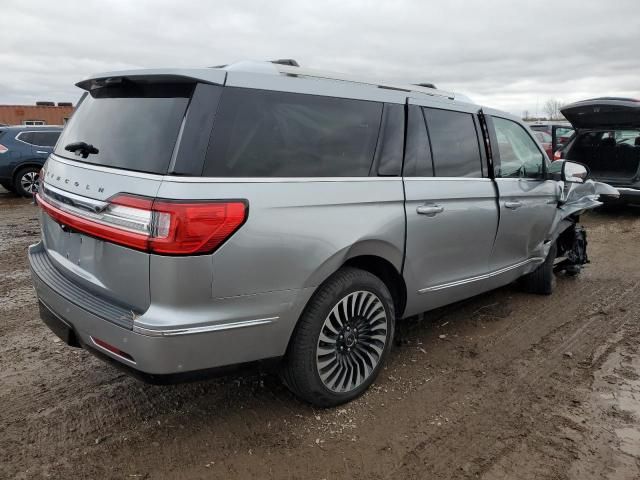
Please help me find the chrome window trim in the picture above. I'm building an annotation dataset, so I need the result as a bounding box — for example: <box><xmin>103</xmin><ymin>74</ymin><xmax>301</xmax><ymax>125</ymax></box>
<box><xmin>132</xmin><ymin>316</ymin><xmax>279</xmax><ymax>337</ymax></box>
<box><xmin>419</xmin><ymin>257</ymin><xmax>544</xmax><ymax>293</ymax></box>
<box><xmin>49</xmin><ymin>155</ymin><xmax>402</xmax><ymax>182</ymax></box>
<box><xmin>51</xmin><ymin>154</ymin><xmax>167</xmax><ymax>180</ymax></box>
<box><xmin>403</xmin><ymin>177</ymin><xmax>492</xmax><ymax>182</ymax></box>
<box><xmin>51</xmin><ymin>156</ymin><xmax>503</xmax><ymax>184</ymax></box>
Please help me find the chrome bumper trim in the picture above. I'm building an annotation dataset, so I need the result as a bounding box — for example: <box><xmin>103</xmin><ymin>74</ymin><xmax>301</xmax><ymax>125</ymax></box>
<box><xmin>132</xmin><ymin>317</ymin><xmax>279</xmax><ymax>337</ymax></box>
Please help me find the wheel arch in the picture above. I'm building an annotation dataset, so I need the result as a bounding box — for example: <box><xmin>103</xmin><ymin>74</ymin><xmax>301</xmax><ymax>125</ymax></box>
<box><xmin>12</xmin><ymin>161</ymin><xmax>45</xmax><ymax>181</ymax></box>
<box><xmin>342</xmin><ymin>255</ymin><xmax>407</xmax><ymax>319</ymax></box>
<box><xmin>301</xmin><ymin>239</ymin><xmax>407</xmax><ymax>319</ymax></box>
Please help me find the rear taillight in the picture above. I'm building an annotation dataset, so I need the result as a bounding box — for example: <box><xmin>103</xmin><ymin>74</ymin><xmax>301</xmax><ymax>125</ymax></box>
<box><xmin>36</xmin><ymin>191</ymin><xmax>247</xmax><ymax>256</ymax></box>
<box><xmin>0</xmin><ymin>144</ymin><xmax>8</xmax><ymax>154</ymax></box>
<box><xmin>554</xmin><ymin>150</ymin><xmax>563</xmax><ymax>161</ymax></box>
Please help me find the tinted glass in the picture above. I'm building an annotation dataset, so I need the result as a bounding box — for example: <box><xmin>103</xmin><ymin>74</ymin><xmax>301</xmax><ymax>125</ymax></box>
<box><xmin>422</xmin><ymin>108</ymin><xmax>482</xmax><ymax>177</ymax></box>
<box><xmin>204</xmin><ymin>88</ymin><xmax>383</xmax><ymax>177</ymax></box>
<box><xmin>493</xmin><ymin>117</ymin><xmax>545</xmax><ymax>178</ymax></box>
<box><xmin>373</xmin><ymin>103</ymin><xmax>404</xmax><ymax>176</ymax></box>
<box><xmin>29</xmin><ymin>131</ymin><xmax>60</xmax><ymax>147</ymax></box>
<box><xmin>403</xmin><ymin>105</ymin><xmax>433</xmax><ymax>176</ymax></box>
<box><xmin>17</xmin><ymin>132</ymin><xmax>35</xmax><ymax>144</ymax></box>
<box><xmin>54</xmin><ymin>82</ymin><xmax>192</xmax><ymax>174</ymax></box>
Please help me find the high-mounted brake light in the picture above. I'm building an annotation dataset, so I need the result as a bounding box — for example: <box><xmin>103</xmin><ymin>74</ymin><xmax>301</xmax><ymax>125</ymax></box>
<box><xmin>36</xmin><ymin>190</ymin><xmax>247</xmax><ymax>256</ymax></box>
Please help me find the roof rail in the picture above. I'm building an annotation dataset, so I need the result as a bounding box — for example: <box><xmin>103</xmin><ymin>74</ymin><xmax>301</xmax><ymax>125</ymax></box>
<box><xmin>272</xmin><ymin>64</ymin><xmax>454</xmax><ymax>100</ymax></box>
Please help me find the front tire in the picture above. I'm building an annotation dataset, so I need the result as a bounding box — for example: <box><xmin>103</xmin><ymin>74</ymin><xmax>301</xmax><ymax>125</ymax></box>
<box><xmin>281</xmin><ymin>267</ymin><xmax>395</xmax><ymax>407</ymax></box>
<box><xmin>521</xmin><ymin>242</ymin><xmax>557</xmax><ymax>295</ymax></box>
<box><xmin>14</xmin><ymin>166</ymin><xmax>40</xmax><ymax>197</ymax></box>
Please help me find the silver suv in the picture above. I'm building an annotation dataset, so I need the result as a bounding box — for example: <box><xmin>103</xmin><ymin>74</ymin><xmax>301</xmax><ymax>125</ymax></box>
<box><xmin>29</xmin><ymin>61</ymin><xmax>615</xmax><ymax>407</ymax></box>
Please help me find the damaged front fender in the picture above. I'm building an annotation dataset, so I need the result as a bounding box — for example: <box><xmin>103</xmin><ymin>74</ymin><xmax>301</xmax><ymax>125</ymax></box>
<box><xmin>547</xmin><ymin>180</ymin><xmax>619</xmax><ymax>274</ymax></box>
<box><xmin>548</xmin><ymin>179</ymin><xmax>619</xmax><ymax>242</ymax></box>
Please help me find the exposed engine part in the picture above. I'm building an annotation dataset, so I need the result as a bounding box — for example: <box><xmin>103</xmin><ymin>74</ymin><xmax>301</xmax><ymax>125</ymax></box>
<box><xmin>555</xmin><ymin>223</ymin><xmax>589</xmax><ymax>275</ymax></box>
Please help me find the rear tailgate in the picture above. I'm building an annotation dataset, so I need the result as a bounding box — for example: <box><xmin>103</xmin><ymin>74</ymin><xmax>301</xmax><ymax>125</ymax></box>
<box><xmin>39</xmin><ymin>156</ymin><xmax>162</xmax><ymax>312</ymax></box>
<box><xmin>562</xmin><ymin>98</ymin><xmax>640</xmax><ymax>130</ymax></box>
<box><xmin>36</xmin><ymin>76</ymin><xmax>203</xmax><ymax>314</ymax></box>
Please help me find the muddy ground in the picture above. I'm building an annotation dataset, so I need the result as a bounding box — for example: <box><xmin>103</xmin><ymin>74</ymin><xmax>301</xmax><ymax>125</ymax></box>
<box><xmin>1</xmin><ymin>186</ymin><xmax>639</xmax><ymax>480</ymax></box>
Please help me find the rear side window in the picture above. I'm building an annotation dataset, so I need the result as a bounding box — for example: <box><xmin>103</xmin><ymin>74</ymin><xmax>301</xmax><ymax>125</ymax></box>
<box><xmin>204</xmin><ymin>88</ymin><xmax>383</xmax><ymax>177</ymax></box>
<box><xmin>422</xmin><ymin>108</ymin><xmax>483</xmax><ymax>177</ymax></box>
<box><xmin>20</xmin><ymin>131</ymin><xmax>60</xmax><ymax>147</ymax></box>
<box><xmin>54</xmin><ymin>82</ymin><xmax>193</xmax><ymax>174</ymax></box>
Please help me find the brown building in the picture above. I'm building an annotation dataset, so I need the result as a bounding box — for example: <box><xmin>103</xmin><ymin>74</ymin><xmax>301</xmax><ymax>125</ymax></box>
<box><xmin>0</xmin><ymin>102</ymin><xmax>75</xmax><ymax>126</ymax></box>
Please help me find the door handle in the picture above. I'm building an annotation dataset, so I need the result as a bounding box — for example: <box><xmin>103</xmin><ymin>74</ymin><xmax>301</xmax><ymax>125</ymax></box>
<box><xmin>416</xmin><ymin>204</ymin><xmax>444</xmax><ymax>216</ymax></box>
<box><xmin>36</xmin><ymin>150</ymin><xmax>48</xmax><ymax>154</ymax></box>
<box><xmin>504</xmin><ymin>201</ymin><xmax>523</xmax><ymax>210</ymax></box>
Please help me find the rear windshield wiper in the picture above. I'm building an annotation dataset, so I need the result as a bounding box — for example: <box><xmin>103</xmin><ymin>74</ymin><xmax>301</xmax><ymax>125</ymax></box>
<box><xmin>64</xmin><ymin>141</ymin><xmax>99</xmax><ymax>158</ymax></box>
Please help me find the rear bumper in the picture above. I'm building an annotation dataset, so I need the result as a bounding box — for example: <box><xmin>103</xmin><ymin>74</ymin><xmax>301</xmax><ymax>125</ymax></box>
<box><xmin>29</xmin><ymin>241</ymin><xmax>313</xmax><ymax>377</ymax></box>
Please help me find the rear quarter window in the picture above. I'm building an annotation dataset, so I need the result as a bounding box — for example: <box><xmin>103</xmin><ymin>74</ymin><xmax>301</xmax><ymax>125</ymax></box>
<box><xmin>203</xmin><ymin>88</ymin><xmax>383</xmax><ymax>177</ymax></box>
<box><xmin>17</xmin><ymin>132</ymin><xmax>35</xmax><ymax>144</ymax></box>
<box><xmin>422</xmin><ymin>107</ymin><xmax>483</xmax><ymax>177</ymax></box>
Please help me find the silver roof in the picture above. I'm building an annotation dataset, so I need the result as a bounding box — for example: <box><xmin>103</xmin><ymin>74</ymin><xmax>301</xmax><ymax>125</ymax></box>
<box><xmin>76</xmin><ymin>60</ymin><xmax>476</xmax><ymax>106</ymax></box>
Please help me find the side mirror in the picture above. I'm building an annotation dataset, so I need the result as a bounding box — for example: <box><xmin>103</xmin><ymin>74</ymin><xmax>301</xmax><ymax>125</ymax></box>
<box><xmin>562</xmin><ymin>161</ymin><xmax>589</xmax><ymax>183</ymax></box>
<box><xmin>547</xmin><ymin>160</ymin><xmax>588</xmax><ymax>183</ymax></box>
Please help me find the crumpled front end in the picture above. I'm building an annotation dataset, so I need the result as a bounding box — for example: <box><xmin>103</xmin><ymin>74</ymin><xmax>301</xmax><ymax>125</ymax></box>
<box><xmin>548</xmin><ymin>179</ymin><xmax>619</xmax><ymax>274</ymax></box>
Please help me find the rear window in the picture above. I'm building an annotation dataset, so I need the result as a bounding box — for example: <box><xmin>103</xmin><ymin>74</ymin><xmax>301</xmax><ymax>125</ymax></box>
<box><xmin>54</xmin><ymin>82</ymin><xmax>193</xmax><ymax>174</ymax></box>
<box><xmin>422</xmin><ymin>108</ymin><xmax>483</xmax><ymax>177</ymax></box>
<box><xmin>203</xmin><ymin>88</ymin><xmax>383</xmax><ymax>177</ymax></box>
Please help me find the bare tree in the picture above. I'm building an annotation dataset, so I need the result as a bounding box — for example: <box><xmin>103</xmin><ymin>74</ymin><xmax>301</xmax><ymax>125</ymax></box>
<box><xmin>543</xmin><ymin>99</ymin><xmax>564</xmax><ymax>120</ymax></box>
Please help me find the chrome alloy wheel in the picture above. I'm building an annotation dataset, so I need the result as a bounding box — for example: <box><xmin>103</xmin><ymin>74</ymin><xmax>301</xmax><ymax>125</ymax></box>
<box><xmin>316</xmin><ymin>290</ymin><xmax>388</xmax><ymax>393</ymax></box>
<box><xmin>20</xmin><ymin>171</ymin><xmax>39</xmax><ymax>195</ymax></box>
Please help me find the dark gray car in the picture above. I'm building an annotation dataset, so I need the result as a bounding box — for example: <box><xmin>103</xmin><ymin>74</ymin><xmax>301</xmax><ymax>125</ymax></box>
<box><xmin>29</xmin><ymin>61</ymin><xmax>616</xmax><ymax>407</ymax></box>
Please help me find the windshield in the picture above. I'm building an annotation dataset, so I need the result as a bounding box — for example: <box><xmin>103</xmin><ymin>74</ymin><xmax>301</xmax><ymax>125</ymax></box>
<box><xmin>54</xmin><ymin>81</ymin><xmax>193</xmax><ymax>174</ymax></box>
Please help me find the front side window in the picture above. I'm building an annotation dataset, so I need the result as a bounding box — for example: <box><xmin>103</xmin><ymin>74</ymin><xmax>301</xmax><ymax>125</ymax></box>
<box><xmin>204</xmin><ymin>88</ymin><xmax>383</xmax><ymax>177</ymax></box>
<box><xmin>422</xmin><ymin>108</ymin><xmax>483</xmax><ymax>177</ymax></box>
<box><xmin>493</xmin><ymin>117</ymin><xmax>545</xmax><ymax>179</ymax></box>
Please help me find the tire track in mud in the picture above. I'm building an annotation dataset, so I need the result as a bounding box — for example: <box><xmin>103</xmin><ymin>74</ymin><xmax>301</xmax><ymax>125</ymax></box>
<box><xmin>384</xmin><ymin>279</ymin><xmax>640</xmax><ymax>479</ymax></box>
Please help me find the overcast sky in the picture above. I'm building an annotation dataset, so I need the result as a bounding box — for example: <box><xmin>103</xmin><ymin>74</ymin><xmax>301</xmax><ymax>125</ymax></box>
<box><xmin>1</xmin><ymin>0</ymin><xmax>639</xmax><ymax>116</ymax></box>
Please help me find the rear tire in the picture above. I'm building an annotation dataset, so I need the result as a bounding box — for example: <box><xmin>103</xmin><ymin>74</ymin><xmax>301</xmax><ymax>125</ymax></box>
<box><xmin>281</xmin><ymin>267</ymin><xmax>395</xmax><ymax>407</ymax></box>
<box><xmin>14</xmin><ymin>166</ymin><xmax>40</xmax><ymax>197</ymax></box>
<box><xmin>521</xmin><ymin>242</ymin><xmax>557</xmax><ymax>295</ymax></box>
